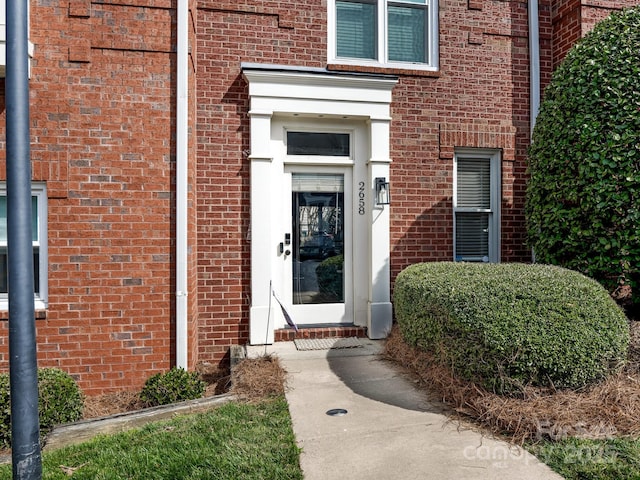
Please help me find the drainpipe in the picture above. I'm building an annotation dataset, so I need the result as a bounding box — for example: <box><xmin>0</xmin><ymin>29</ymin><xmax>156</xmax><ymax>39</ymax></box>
<box><xmin>529</xmin><ymin>0</ymin><xmax>540</xmax><ymax>134</ymax></box>
<box><xmin>175</xmin><ymin>0</ymin><xmax>189</xmax><ymax>369</ymax></box>
<box><xmin>528</xmin><ymin>0</ymin><xmax>540</xmax><ymax>264</ymax></box>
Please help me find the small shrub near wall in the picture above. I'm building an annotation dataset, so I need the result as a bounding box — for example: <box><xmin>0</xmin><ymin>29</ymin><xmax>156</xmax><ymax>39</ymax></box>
<box><xmin>0</xmin><ymin>368</ymin><xmax>84</xmax><ymax>448</ymax></box>
<box><xmin>393</xmin><ymin>262</ymin><xmax>630</xmax><ymax>395</ymax></box>
<box><xmin>139</xmin><ymin>367</ymin><xmax>206</xmax><ymax>408</ymax></box>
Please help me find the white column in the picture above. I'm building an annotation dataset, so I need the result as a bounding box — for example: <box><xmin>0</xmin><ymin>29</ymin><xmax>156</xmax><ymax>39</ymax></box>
<box><xmin>248</xmin><ymin>111</ymin><xmax>275</xmax><ymax>344</ymax></box>
<box><xmin>367</xmin><ymin>117</ymin><xmax>392</xmax><ymax>339</ymax></box>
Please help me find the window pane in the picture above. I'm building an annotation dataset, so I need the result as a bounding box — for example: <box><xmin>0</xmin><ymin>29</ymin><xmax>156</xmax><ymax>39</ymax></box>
<box><xmin>292</xmin><ymin>174</ymin><xmax>345</xmax><ymax>305</ymax></box>
<box><xmin>456</xmin><ymin>159</ymin><xmax>491</xmax><ymax>208</ymax></box>
<box><xmin>388</xmin><ymin>4</ymin><xmax>426</xmax><ymax>63</ymax></box>
<box><xmin>0</xmin><ymin>248</ymin><xmax>6</xmax><ymax>293</ymax></box>
<box><xmin>287</xmin><ymin>132</ymin><xmax>350</xmax><ymax>156</ymax></box>
<box><xmin>0</xmin><ymin>195</ymin><xmax>40</xmax><ymax>294</ymax></box>
<box><xmin>455</xmin><ymin>212</ymin><xmax>489</xmax><ymax>262</ymax></box>
<box><xmin>0</xmin><ymin>197</ymin><xmax>5</xmax><ymax>243</ymax></box>
<box><xmin>0</xmin><ymin>196</ymin><xmax>38</xmax><ymax>243</ymax></box>
<box><xmin>33</xmin><ymin>250</ymin><xmax>39</xmax><ymax>295</ymax></box>
<box><xmin>32</xmin><ymin>196</ymin><xmax>38</xmax><ymax>242</ymax></box>
<box><xmin>336</xmin><ymin>1</ymin><xmax>377</xmax><ymax>60</ymax></box>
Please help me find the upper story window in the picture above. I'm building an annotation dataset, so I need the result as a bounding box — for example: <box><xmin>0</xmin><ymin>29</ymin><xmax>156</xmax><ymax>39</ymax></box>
<box><xmin>328</xmin><ymin>0</ymin><xmax>438</xmax><ymax>71</ymax></box>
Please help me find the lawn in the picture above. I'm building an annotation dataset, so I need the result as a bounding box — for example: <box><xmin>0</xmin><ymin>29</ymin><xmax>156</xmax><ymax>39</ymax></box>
<box><xmin>528</xmin><ymin>437</ymin><xmax>640</xmax><ymax>480</ymax></box>
<box><xmin>0</xmin><ymin>397</ymin><xmax>302</xmax><ymax>480</ymax></box>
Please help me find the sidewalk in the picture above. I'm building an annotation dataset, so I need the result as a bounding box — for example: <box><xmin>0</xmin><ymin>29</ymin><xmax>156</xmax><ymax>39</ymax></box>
<box><xmin>248</xmin><ymin>339</ymin><xmax>563</xmax><ymax>480</ymax></box>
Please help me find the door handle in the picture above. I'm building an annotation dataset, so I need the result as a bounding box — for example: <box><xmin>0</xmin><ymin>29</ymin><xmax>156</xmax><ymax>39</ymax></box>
<box><xmin>279</xmin><ymin>243</ymin><xmax>291</xmax><ymax>257</ymax></box>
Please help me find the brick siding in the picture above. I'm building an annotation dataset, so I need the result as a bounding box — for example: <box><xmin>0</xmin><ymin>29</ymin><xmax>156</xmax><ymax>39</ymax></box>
<box><xmin>0</xmin><ymin>0</ymin><xmax>632</xmax><ymax>395</ymax></box>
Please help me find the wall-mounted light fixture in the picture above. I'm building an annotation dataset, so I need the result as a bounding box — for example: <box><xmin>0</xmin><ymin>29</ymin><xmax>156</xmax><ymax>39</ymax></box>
<box><xmin>375</xmin><ymin>177</ymin><xmax>390</xmax><ymax>206</ymax></box>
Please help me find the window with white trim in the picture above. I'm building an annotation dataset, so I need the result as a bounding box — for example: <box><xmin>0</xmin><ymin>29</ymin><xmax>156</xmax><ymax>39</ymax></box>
<box><xmin>0</xmin><ymin>183</ymin><xmax>47</xmax><ymax>309</ymax></box>
<box><xmin>328</xmin><ymin>0</ymin><xmax>438</xmax><ymax>71</ymax></box>
<box><xmin>0</xmin><ymin>0</ymin><xmax>35</xmax><ymax>78</ymax></box>
<box><xmin>453</xmin><ymin>150</ymin><xmax>500</xmax><ymax>263</ymax></box>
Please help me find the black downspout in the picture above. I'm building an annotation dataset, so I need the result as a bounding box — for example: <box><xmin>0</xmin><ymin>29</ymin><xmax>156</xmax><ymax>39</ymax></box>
<box><xmin>5</xmin><ymin>0</ymin><xmax>42</xmax><ymax>476</ymax></box>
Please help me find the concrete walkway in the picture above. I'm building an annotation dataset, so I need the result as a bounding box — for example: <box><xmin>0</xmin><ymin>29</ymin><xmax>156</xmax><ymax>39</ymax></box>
<box><xmin>248</xmin><ymin>339</ymin><xmax>563</xmax><ymax>480</ymax></box>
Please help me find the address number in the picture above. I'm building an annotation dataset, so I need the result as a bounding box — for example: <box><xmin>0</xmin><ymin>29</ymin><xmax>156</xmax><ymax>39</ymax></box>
<box><xmin>358</xmin><ymin>181</ymin><xmax>366</xmax><ymax>215</ymax></box>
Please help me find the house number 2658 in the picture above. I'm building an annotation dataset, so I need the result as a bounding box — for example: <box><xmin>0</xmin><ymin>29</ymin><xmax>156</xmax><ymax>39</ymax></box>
<box><xmin>358</xmin><ymin>181</ymin><xmax>366</xmax><ymax>215</ymax></box>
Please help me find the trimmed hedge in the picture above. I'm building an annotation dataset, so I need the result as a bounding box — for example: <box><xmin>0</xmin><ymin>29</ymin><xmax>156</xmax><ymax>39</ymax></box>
<box><xmin>0</xmin><ymin>368</ymin><xmax>84</xmax><ymax>448</ymax></box>
<box><xmin>393</xmin><ymin>263</ymin><xmax>629</xmax><ymax>394</ymax></box>
<box><xmin>526</xmin><ymin>7</ymin><xmax>640</xmax><ymax>300</ymax></box>
<box><xmin>139</xmin><ymin>367</ymin><xmax>206</xmax><ymax>408</ymax></box>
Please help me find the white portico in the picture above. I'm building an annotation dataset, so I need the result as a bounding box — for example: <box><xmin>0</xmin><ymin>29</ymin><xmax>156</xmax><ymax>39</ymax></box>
<box><xmin>242</xmin><ymin>64</ymin><xmax>397</xmax><ymax>345</ymax></box>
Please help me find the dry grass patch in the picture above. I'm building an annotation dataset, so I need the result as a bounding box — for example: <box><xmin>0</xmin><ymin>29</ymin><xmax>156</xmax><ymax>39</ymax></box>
<box><xmin>230</xmin><ymin>355</ymin><xmax>288</xmax><ymax>402</ymax></box>
<box><xmin>384</xmin><ymin>322</ymin><xmax>640</xmax><ymax>444</ymax></box>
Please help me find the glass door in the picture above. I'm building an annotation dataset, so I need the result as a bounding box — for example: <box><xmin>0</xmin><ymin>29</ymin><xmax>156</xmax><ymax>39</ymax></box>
<box><xmin>284</xmin><ymin>171</ymin><xmax>352</xmax><ymax>325</ymax></box>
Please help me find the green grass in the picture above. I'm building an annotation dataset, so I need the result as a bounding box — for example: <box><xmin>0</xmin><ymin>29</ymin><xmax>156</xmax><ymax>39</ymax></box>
<box><xmin>0</xmin><ymin>397</ymin><xmax>302</xmax><ymax>480</ymax></box>
<box><xmin>528</xmin><ymin>437</ymin><xmax>640</xmax><ymax>480</ymax></box>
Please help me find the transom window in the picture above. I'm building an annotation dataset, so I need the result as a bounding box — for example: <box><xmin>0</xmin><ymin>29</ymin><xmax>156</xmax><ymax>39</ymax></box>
<box><xmin>328</xmin><ymin>0</ymin><xmax>438</xmax><ymax>71</ymax></box>
<box><xmin>287</xmin><ymin>132</ymin><xmax>350</xmax><ymax>156</ymax></box>
<box><xmin>0</xmin><ymin>183</ymin><xmax>47</xmax><ymax>309</ymax></box>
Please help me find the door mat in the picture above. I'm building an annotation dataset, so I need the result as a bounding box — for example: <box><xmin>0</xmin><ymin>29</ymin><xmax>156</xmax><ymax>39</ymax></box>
<box><xmin>294</xmin><ymin>337</ymin><xmax>363</xmax><ymax>351</ymax></box>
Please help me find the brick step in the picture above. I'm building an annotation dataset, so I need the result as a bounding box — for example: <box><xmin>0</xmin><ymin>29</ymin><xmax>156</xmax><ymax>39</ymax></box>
<box><xmin>275</xmin><ymin>324</ymin><xmax>367</xmax><ymax>342</ymax></box>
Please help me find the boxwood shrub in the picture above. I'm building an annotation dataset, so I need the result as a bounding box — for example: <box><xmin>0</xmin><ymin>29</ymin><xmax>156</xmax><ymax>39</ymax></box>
<box><xmin>0</xmin><ymin>367</ymin><xmax>84</xmax><ymax>448</ymax></box>
<box><xmin>393</xmin><ymin>262</ymin><xmax>630</xmax><ymax>394</ymax></box>
<box><xmin>139</xmin><ymin>367</ymin><xmax>206</xmax><ymax>407</ymax></box>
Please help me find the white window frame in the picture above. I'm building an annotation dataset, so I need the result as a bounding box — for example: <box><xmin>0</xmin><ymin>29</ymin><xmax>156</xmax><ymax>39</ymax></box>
<box><xmin>0</xmin><ymin>183</ymin><xmax>47</xmax><ymax>310</ymax></box>
<box><xmin>327</xmin><ymin>0</ymin><xmax>439</xmax><ymax>72</ymax></box>
<box><xmin>453</xmin><ymin>149</ymin><xmax>500</xmax><ymax>263</ymax></box>
<box><xmin>0</xmin><ymin>0</ymin><xmax>35</xmax><ymax>78</ymax></box>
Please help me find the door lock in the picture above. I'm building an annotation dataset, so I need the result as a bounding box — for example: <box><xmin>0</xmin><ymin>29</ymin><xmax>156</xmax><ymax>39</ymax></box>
<box><xmin>279</xmin><ymin>242</ymin><xmax>291</xmax><ymax>256</ymax></box>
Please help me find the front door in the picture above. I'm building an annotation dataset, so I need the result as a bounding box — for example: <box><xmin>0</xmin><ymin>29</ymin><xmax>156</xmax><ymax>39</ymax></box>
<box><xmin>283</xmin><ymin>168</ymin><xmax>352</xmax><ymax>325</ymax></box>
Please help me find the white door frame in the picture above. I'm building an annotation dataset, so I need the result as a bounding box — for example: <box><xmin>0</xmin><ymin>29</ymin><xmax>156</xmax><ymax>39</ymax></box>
<box><xmin>243</xmin><ymin>64</ymin><xmax>397</xmax><ymax>344</ymax></box>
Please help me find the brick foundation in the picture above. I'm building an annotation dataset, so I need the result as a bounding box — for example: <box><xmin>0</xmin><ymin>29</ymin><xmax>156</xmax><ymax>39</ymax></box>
<box><xmin>275</xmin><ymin>326</ymin><xmax>368</xmax><ymax>343</ymax></box>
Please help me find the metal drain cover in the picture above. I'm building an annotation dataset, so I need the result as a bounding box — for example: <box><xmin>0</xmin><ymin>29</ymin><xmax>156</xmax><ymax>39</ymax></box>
<box><xmin>326</xmin><ymin>408</ymin><xmax>348</xmax><ymax>417</ymax></box>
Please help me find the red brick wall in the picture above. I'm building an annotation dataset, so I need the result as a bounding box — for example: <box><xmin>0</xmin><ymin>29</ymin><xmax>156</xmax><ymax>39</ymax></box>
<box><xmin>195</xmin><ymin>0</ymin><xmax>535</xmax><ymax>359</ymax></box>
<box><xmin>0</xmin><ymin>0</ymin><xmax>180</xmax><ymax>395</ymax></box>
<box><xmin>0</xmin><ymin>0</ymin><xmax>634</xmax><ymax>395</ymax></box>
<box><xmin>552</xmin><ymin>0</ymin><xmax>582</xmax><ymax>70</ymax></box>
<box><xmin>551</xmin><ymin>0</ymin><xmax>638</xmax><ymax>70</ymax></box>
<box><xmin>194</xmin><ymin>0</ymin><xmax>328</xmax><ymax>363</ymax></box>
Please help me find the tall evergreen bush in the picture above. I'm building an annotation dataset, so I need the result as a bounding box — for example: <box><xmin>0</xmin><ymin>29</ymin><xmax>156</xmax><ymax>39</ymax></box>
<box><xmin>526</xmin><ymin>7</ymin><xmax>640</xmax><ymax>301</ymax></box>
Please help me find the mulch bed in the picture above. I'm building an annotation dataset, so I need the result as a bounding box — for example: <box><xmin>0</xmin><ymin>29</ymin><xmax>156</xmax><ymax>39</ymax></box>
<box><xmin>82</xmin><ymin>355</ymin><xmax>288</xmax><ymax>419</ymax></box>
<box><xmin>384</xmin><ymin>321</ymin><xmax>640</xmax><ymax>445</ymax></box>
<box><xmin>83</xmin><ymin>363</ymin><xmax>231</xmax><ymax>419</ymax></box>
